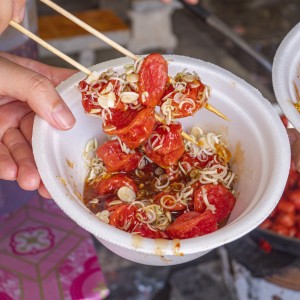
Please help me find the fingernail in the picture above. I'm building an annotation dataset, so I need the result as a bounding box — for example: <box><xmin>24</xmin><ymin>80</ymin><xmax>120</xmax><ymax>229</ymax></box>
<box><xmin>52</xmin><ymin>103</ymin><xmax>76</xmax><ymax>129</ymax></box>
<box><xmin>19</xmin><ymin>6</ymin><xmax>26</xmax><ymax>22</ymax></box>
<box><xmin>13</xmin><ymin>6</ymin><xmax>26</xmax><ymax>23</ymax></box>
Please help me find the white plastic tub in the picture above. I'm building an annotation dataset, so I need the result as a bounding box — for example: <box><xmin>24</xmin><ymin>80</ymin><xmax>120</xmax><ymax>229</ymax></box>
<box><xmin>33</xmin><ymin>55</ymin><xmax>290</xmax><ymax>265</ymax></box>
<box><xmin>273</xmin><ymin>22</ymin><xmax>300</xmax><ymax>132</ymax></box>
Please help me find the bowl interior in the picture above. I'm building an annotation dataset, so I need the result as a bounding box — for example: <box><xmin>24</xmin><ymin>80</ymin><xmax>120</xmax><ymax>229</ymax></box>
<box><xmin>33</xmin><ymin>55</ymin><xmax>290</xmax><ymax>256</ymax></box>
<box><xmin>273</xmin><ymin>22</ymin><xmax>300</xmax><ymax>132</ymax></box>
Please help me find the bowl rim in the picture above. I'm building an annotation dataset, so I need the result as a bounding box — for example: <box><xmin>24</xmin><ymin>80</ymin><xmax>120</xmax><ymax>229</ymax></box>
<box><xmin>33</xmin><ymin>55</ymin><xmax>291</xmax><ymax>255</ymax></box>
<box><xmin>272</xmin><ymin>22</ymin><xmax>300</xmax><ymax>132</ymax></box>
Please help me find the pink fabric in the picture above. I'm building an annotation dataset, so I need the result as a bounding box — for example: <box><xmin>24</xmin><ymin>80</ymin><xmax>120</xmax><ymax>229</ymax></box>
<box><xmin>0</xmin><ymin>194</ymin><xmax>109</xmax><ymax>300</ymax></box>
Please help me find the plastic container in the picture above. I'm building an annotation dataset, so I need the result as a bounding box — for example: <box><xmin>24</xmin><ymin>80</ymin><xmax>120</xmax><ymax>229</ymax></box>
<box><xmin>32</xmin><ymin>55</ymin><xmax>290</xmax><ymax>266</ymax></box>
<box><xmin>272</xmin><ymin>22</ymin><xmax>300</xmax><ymax>132</ymax></box>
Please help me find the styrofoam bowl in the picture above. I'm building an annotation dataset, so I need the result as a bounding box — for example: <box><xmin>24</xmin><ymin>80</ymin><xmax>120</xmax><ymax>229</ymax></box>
<box><xmin>33</xmin><ymin>55</ymin><xmax>290</xmax><ymax>266</ymax></box>
<box><xmin>273</xmin><ymin>22</ymin><xmax>300</xmax><ymax>132</ymax></box>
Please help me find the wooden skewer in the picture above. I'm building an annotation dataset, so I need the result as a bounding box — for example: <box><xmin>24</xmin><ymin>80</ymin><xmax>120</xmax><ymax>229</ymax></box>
<box><xmin>205</xmin><ymin>103</ymin><xmax>229</xmax><ymax>121</ymax></box>
<box><xmin>294</xmin><ymin>81</ymin><xmax>300</xmax><ymax>103</ymax></box>
<box><xmin>154</xmin><ymin>114</ymin><xmax>199</xmax><ymax>146</ymax></box>
<box><xmin>9</xmin><ymin>20</ymin><xmax>91</xmax><ymax>75</ymax></box>
<box><xmin>39</xmin><ymin>0</ymin><xmax>229</xmax><ymax>121</ymax></box>
<box><xmin>9</xmin><ymin>21</ymin><xmax>222</xmax><ymax>147</ymax></box>
<box><xmin>39</xmin><ymin>0</ymin><xmax>138</xmax><ymax>61</ymax></box>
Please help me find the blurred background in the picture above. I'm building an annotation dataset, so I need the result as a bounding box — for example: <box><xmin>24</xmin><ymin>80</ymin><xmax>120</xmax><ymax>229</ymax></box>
<box><xmin>1</xmin><ymin>0</ymin><xmax>300</xmax><ymax>299</ymax></box>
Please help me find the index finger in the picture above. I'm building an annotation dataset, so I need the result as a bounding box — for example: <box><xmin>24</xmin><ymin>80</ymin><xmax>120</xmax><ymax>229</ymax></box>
<box><xmin>0</xmin><ymin>51</ymin><xmax>78</xmax><ymax>86</ymax></box>
<box><xmin>0</xmin><ymin>56</ymin><xmax>76</xmax><ymax>130</ymax></box>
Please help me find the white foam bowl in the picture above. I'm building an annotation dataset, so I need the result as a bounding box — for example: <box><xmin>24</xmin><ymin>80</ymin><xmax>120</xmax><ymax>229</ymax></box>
<box><xmin>33</xmin><ymin>55</ymin><xmax>290</xmax><ymax>266</ymax></box>
<box><xmin>273</xmin><ymin>22</ymin><xmax>300</xmax><ymax>132</ymax></box>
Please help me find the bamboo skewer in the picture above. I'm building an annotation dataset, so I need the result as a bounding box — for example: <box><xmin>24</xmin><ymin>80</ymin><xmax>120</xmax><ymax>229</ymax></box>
<box><xmin>9</xmin><ymin>14</ymin><xmax>225</xmax><ymax>147</ymax></box>
<box><xmin>205</xmin><ymin>103</ymin><xmax>228</xmax><ymax>121</ymax></box>
<box><xmin>39</xmin><ymin>0</ymin><xmax>138</xmax><ymax>61</ymax></box>
<box><xmin>39</xmin><ymin>0</ymin><xmax>229</xmax><ymax>121</ymax></box>
<box><xmin>10</xmin><ymin>20</ymin><xmax>91</xmax><ymax>75</ymax></box>
<box><xmin>154</xmin><ymin>114</ymin><xmax>199</xmax><ymax>146</ymax></box>
<box><xmin>9</xmin><ymin>21</ymin><xmax>210</xmax><ymax>147</ymax></box>
<box><xmin>294</xmin><ymin>81</ymin><xmax>300</xmax><ymax>103</ymax></box>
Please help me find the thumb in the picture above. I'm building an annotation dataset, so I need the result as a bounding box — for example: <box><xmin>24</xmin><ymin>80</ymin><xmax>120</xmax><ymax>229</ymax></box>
<box><xmin>0</xmin><ymin>56</ymin><xmax>76</xmax><ymax>130</ymax></box>
<box><xmin>12</xmin><ymin>0</ymin><xmax>26</xmax><ymax>23</ymax></box>
<box><xmin>0</xmin><ymin>1</ymin><xmax>13</xmax><ymax>34</ymax></box>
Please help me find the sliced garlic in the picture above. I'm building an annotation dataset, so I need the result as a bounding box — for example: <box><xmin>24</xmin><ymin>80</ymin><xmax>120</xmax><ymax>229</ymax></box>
<box><xmin>117</xmin><ymin>186</ymin><xmax>136</xmax><ymax>203</ymax></box>
<box><xmin>124</xmin><ymin>65</ymin><xmax>134</xmax><ymax>75</ymax></box>
<box><xmin>198</xmin><ymin>136</ymin><xmax>210</xmax><ymax>149</ymax></box>
<box><xmin>154</xmin><ymin>167</ymin><xmax>164</xmax><ymax>176</ymax></box>
<box><xmin>96</xmin><ymin>210</ymin><xmax>110</xmax><ymax>223</ymax></box>
<box><xmin>141</xmin><ymin>91</ymin><xmax>149</xmax><ymax>103</ymax></box>
<box><xmin>89</xmin><ymin>108</ymin><xmax>102</xmax><ymax>114</ymax></box>
<box><xmin>120</xmin><ymin>91</ymin><xmax>139</xmax><ymax>104</ymax></box>
<box><xmin>190</xmin><ymin>126</ymin><xmax>203</xmax><ymax>139</ymax></box>
<box><xmin>85</xmin><ymin>138</ymin><xmax>97</xmax><ymax>152</ymax></box>
<box><xmin>108</xmin><ymin>200</ymin><xmax>123</xmax><ymax>206</ymax></box>
<box><xmin>85</xmin><ymin>71</ymin><xmax>100</xmax><ymax>84</ymax></box>
<box><xmin>183</xmin><ymin>74</ymin><xmax>197</xmax><ymax>83</ymax></box>
<box><xmin>126</xmin><ymin>73</ymin><xmax>139</xmax><ymax>83</ymax></box>
<box><xmin>100</xmin><ymin>82</ymin><xmax>114</xmax><ymax>94</ymax></box>
<box><xmin>190</xmin><ymin>82</ymin><xmax>201</xmax><ymax>88</ymax></box>
<box><xmin>97</xmin><ymin>92</ymin><xmax>116</xmax><ymax>108</ymax></box>
<box><xmin>89</xmin><ymin>198</ymin><xmax>99</xmax><ymax>204</ymax></box>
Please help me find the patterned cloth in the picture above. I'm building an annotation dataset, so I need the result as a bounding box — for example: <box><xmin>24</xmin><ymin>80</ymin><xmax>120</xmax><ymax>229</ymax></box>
<box><xmin>0</xmin><ymin>194</ymin><xmax>109</xmax><ymax>300</ymax></box>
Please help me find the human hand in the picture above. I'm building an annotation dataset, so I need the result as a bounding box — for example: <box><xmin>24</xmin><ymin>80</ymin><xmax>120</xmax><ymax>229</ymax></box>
<box><xmin>0</xmin><ymin>52</ymin><xmax>76</xmax><ymax>198</ymax></box>
<box><xmin>0</xmin><ymin>0</ymin><xmax>26</xmax><ymax>34</ymax></box>
<box><xmin>287</xmin><ymin>128</ymin><xmax>300</xmax><ymax>172</ymax></box>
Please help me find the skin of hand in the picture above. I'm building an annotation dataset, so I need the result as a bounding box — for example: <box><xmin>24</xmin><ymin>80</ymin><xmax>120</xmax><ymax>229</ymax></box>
<box><xmin>287</xmin><ymin>128</ymin><xmax>300</xmax><ymax>172</ymax></box>
<box><xmin>0</xmin><ymin>52</ymin><xmax>77</xmax><ymax>198</ymax></box>
<box><xmin>0</xmin><ymin>0</ymin><xmax>26</xmax><ymax>34</ymax></box>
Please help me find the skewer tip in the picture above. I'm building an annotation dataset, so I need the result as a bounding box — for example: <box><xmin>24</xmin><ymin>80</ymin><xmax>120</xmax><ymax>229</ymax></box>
<box><xmin>205</xmin><ymin>103</ymin><xmax>229</xmax><ymax>121</ymax></box>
